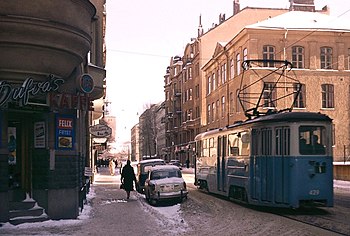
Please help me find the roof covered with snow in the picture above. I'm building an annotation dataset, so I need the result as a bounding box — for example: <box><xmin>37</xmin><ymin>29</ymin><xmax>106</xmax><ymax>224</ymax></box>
<box><xmin>246</xmin><ymin>11</ymin><xmax>350</xmax><ymax>32</ymax></box>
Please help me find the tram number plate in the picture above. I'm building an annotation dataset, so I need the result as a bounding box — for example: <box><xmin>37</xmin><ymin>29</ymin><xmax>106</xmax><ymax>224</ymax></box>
<box><xmin>309</xmin><ymin>189</ymin><xmax>320</xmax><ymax>195</ymax></box>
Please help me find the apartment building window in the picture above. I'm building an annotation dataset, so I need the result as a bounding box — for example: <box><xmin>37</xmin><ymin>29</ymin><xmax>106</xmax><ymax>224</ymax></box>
<box><xmin>207</xmin><ymin>104</ymin><xmax>211</xmax><ymax>124</ymax></box>
<box><xmin>216</xmin><ymin>100</ymin><xmax>220</xmax><ymax>120</ymax></box>
<box><xmin>212</xmin><ymin>72</ymin><xmax>216</xmax><ymax>91</ymax></box>
<box><xmin>263</xmin><ymin>45</ymin><xmax>275</xmax><ymax>67</ymax></box>
<box><xmin>320</xmin><ymin>47</ymin><xmax>333</xmax><ymax>69</ymax></box>
<box><xmin>230</xmin><ymin>58</ymin><xmax>235</xmax><ymax>79</ymax></box>
<box><xmin>348</xmin><ymin>48</ymin><xmax>350</xmax><ymax>70</ymax></box>
<box><xmin>195</xmin><ymin>84</ymin><xmax>199</xmax><ymax>98</ymax></box>
<box><xmin>221</xmin><ymin>63</ymin><xmax>227</xmax><ymax>84</ymax></box>
<box><xmin>221</xmin><ymin>96</ymin><xmax>225</xmax><ymax>118</ymax></box>
<box><xmin>321</xmin><ymin>84</ymin><xmax>334</xmax><ymax>108</ymax></box>
<box><xmin>195</xmin><ymin>63</ymin><xmax>200</xmax><ymax>77</ymax></box>
<box><xmin>166</xmin><ymin>91</ymin><xmax>169</xmax><ymax>101</ymax></box>
<box><xmin>207</xmin><ymin>75</ymin><xmax>211</xmax><ymax>95</ymax></box>
<box><xmin>292</xmin><ymin>46</ymin><xmax>304</xmax><ymax>69</ymax></box>
<box><xmin>189</xmin><ymin>88</ymin><xmax>193</xmax><ymax>100</ymax></box>
<box><xmin>188</xmin><ymin>109</ymin><xmax>193</xmax><ymax>120</ymax></box>
<box><xmin>196</xmin><ymin>106</ymin><xmax>200</xmax><ymax>118</ymax></box>
<box><xmin>229</xmin><ymin>92</ymin><xmax>234</xmax><ymax>114</ymax></box>
<box><xmin>236</xmin><ymin>53</ymin><xmax>241</xmax><ymax>75</ymax></box>
<box><xmin>293</xmin><ymin>83</ymin><xmax>306</xmax><ymax>108</ymax></box>
<box><xmin>212</xmin><ymin>102</ymin><xmax>216</xmax><ymax>122</ymax></box>
<box><xmin>217</xmin><ymin>68</ymin><xmax>220</xmax><ymax>86</ymax></box>
<box><xmin>236</xmin><ymin>89</ymin><xmax>240</xmax><ymax>112</ymax></box>
<box><xmin>188</xmin><ymin>67</ymin><xmax>192</xmax><ymax>79</ymax></box>
<box><xmin>263</xmin><ymin>82</ymin><xmax>276</xmax><ymax>108</ymax></box>
<box><xmin>243</xmin><ymin>48</ymin><xmax>248</xmax><ymax>62</ymax></box>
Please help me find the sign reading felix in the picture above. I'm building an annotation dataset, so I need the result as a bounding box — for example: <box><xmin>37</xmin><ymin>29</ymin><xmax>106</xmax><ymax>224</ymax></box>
<box><xmin>89</xmin><ymin>124</ymin><xmax>112</xmax><ymax>138</ymax></box>
<box><xmin>55</xmin><ymin>115</ymin><xmax>75</xmax><ymax>150</ymax></box>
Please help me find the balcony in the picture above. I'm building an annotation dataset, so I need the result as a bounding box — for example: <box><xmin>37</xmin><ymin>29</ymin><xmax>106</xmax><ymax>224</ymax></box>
<box><xmin>0</xmin><ymin>1</ymin><xmax>96</xmax><ymax>79</ymax></box>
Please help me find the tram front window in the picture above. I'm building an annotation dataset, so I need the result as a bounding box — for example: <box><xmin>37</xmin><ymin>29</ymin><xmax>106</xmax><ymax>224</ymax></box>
<box><xmin>299</xmin><ymin>126</ymin><xmax>326</xmax><ymax>155</ymax></box>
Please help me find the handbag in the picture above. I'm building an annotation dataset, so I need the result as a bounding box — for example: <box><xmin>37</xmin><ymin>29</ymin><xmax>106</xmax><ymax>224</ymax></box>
<box><xmin>120</xmin><ymin>183</ymin><xmax>124</xmax><ymax>189</ymax></box>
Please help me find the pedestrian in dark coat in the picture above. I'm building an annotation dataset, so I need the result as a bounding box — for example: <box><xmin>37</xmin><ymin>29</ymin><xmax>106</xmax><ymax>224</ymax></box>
<box><xmin>121</xmin><ymin>160</ymin><xmax>136</xmax><ymax>199</ymax></box>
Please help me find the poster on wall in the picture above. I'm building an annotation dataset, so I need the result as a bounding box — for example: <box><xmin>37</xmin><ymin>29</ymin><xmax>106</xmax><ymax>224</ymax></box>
<box><xmin>8</xmin><ymin>127</ymin><xmax>16</xmax><ymax>165</ymax></box>
<box><xmin>34</xmin><ymin>122</ymin><xmax>46</xmax><ymax>148</ymax></box>
<box><xmin>55</xmin><ymin>115</ymin><xmax>75</xmax><ymax>150</ymax></box>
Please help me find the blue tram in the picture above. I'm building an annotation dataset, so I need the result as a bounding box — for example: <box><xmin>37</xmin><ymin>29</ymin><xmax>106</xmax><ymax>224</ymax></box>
<box><xmin>194</xmin><ymin>111</ymin><xmax>333</xmax><ymax>208</ymax></box>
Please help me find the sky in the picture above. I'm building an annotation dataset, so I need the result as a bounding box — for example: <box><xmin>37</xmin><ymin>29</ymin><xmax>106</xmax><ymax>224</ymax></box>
<box><xmin>105</xmin><ymin>0</ymin><xmax>350</xmax><ymax>147</ymax></box>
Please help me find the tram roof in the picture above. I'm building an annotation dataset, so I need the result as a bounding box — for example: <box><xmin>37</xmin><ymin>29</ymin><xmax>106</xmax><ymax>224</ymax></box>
<box><xmin>195</xmin><ymin>112</ymin><xmax>332</xmax><ymax>140</ymax></box>
<box><xmin>228</xmin><ymin>112</ymin><xmax>332</xmax><ymax>128</ymax></box>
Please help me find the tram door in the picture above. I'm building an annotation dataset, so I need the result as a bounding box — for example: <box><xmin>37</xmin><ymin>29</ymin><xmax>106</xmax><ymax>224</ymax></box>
<box><xmin>8</xmin><ymin>113</ymin><xmax>35</xmax><ymax>201</ymax></box>
<box><xmin>216</xmin><ymin>136</ymin><xmax>227</xmax><ymax>192</ymax></box>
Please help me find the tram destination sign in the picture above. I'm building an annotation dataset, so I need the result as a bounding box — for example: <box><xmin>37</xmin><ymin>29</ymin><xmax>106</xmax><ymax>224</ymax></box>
<box><xmin>89</xmin><ymin>124</ymin><xmax>112</xmax><ymax>138</ymax></box>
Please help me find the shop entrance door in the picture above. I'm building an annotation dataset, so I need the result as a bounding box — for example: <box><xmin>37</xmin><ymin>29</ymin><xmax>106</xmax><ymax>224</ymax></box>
<box><xmin>8</xmin><ymin>113</ymin><xmax>34</xmax><ymax>200</ymax></box>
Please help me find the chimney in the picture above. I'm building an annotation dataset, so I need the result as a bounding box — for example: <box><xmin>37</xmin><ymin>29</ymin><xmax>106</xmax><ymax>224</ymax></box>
<box><xmin>233</xmin><ymin>0</ymin><xmax>240</xmax><ymax>15</ymax></box>
<box><xmin>289</xmin><ymin>0</ymin><xmax>315</xmax><ymax>12</ymax></box>
<box><xmin>198</xmin><ymin>14</ymin><xmax>204</xmax><ymax>37</ymax></box>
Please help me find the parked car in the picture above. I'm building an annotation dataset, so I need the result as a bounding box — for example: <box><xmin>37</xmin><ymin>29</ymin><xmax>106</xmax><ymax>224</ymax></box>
<box><xmin>136</xmin><ymin>158</ymin><xmax>165</xmax><ymax>193</ymax></box>
<box><xmin>169</xmin><ymin>159</ymin><xmax>182</xmax><ymax>170</ymax></box>
<box><xmin>144</xmin><ymin>165</ymin><xmax>188</xmax><ymax>205</ymax></box>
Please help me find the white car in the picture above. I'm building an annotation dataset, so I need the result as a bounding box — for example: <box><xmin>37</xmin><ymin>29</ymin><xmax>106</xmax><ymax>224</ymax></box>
<box><xmin>144</xmin><ymin>165</ymin><xmax>188</xmax><ymax>205</ymax></box>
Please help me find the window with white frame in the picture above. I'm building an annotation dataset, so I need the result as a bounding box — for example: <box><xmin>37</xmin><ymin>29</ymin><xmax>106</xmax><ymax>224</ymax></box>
<box><xmin>292</xmin><ymin>46</ymin><xmax>304</xmax><ymax>69</ymax></box>
<box><xmin>221</xmin><ymin>96</ymin><xmax>225</xmax><ymax>118</ymax></box>
<box><xmin>321</xmin><ymin>84</ymin><xmax>334</xmax><ymax>108</ymax></box>
<box><xmin>207</xmin><ymin>104</ymin><xmax>211</xmax><ymax>124</ymax></box>
<box><xmin>212</xmin><ymin>72</ymin><xmax>216</xmax><ymax>91</ymax></box>
<box><xmin>293</xmin><ymin>83</ymin><xmax>306</xmax><ymax>108</ymax></box>
<box><xmin>212</xmin><ymin>102</ymin><xmax>215</xmax><ymax>122</ymax></box>
<box><xmin>229</xmin><ymin>92</ymin><xmax>234</xmax><ymax>114</ymax></box>
<box><xmin>207</xmin><ymin>75</ymin><xmax>211</xmax><ymax>95</ymax></box>
<box><xmin>216</xmin><ymin>100</ymin><xmax>220</xmax><ymax>120</ymax></box>
<box><xmin>188</xmin><ymin>67</ymin><xmax>192</xmax><ymax>79</ymax></box>
<box><xmin>221</xmin><ymin>63</ymin><xmax>227</xmax><ymax>84</ymax></box>
<box><xmin>263</xmin><ymin>45</ymin><xmax>275</xmax><ymax>67</ymax></box>
<box><xmin>230</xmin><ymin>58</ymin><xmax>234</xmax><ymax>79</ymax></box>
<box><xmin>236</xmin><ymin>89</ymin><xmax>240</xmax><ymax>112</ymax></box>
<box><xmin>243</xmin><ymin>48</ymin><xmax>248</xmax><ymax>62</ymax></box>
<box><xmin>320</xmin><ymin>47</ymin><xmax>333</xmax><ymax>69</ymax></box>
<box><xmin>236</xmin><ymin>53</ymin><xmax>241</xmax><ymax>75</ymax></box>
<box><xmin>348</xmin><ymin>48</ymin><xmax>350</xmax><ymax>70</ymax></box>
<box><xmin>263</xmin><ymin>82</ymin><xmax>276</xmax><ymax>108</ymax></box>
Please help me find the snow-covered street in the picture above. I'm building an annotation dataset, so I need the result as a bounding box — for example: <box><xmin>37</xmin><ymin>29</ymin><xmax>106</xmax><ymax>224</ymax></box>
<box><xmin>0</xmin><ymin>167</ymin><xmax>349</xmax><ymax>236</ymax></box>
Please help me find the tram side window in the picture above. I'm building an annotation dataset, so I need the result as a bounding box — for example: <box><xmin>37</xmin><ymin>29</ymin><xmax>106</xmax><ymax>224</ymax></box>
<box><xmin>203</xmin><ymin>139</ymin><xmax>209</xmax><ymax>157</ymax></box>
<box><xmin>275</xmin><ymin>127</ymin><xmax>290</xmax><ymax>156</ymax></box>
<box><xmin>299</xmin><ymin>126</ymin><xmax>326</xmax><ymax>155</ymax></box>
<box><xmin>261</xmin><ymin>128</ymin><xmax>272</xmax><ymax>155</ymax></box>
<box><xmin>228</xmin><ymin>131</ymin><xmax>250</xmax><ymax>156</ymax></box>
<box><xmin>209</xmin><ymin>138</ymin><xmax>217</xmax><ymax>158</ymax></box>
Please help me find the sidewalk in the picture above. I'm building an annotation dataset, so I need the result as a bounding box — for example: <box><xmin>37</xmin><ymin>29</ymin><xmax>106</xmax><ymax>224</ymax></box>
<box><xmin>0</xmin><ymin>167</ymin><xmax>166</xmax><ymax>236</ymax></box>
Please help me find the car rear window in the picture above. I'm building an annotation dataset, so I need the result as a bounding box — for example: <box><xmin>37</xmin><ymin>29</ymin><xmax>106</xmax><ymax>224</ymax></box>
<box><xmin>151</xmin><ymin>170</ymin><xmax>182</xmax><ymax>180</ymax></box>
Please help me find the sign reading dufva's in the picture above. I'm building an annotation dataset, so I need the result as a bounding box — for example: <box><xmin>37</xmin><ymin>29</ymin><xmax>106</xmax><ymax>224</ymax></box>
<box><xmin>0</xmin><ymin>75</ymin><xmax>64</xmax><ymax>107</ymax></box>
<box><xmin>55</xmin><ymin>115</ymin><xmax>75</xmax><ymax>150</ymax></box>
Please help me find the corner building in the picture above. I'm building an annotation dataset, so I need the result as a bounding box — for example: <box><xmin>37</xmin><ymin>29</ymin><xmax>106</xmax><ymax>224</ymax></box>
<box><xmin>0</xmin><ymin>0</ymin><xmax>106</xmax><ymax>222</ymax></box>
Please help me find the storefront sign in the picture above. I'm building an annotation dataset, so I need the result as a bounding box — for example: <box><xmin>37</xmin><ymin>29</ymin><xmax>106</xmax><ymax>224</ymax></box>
<box><xmin>55</xmin><ymin>115</ymin><xmax>75</xmax><ymax>150</ymax></box>
<box><xmin>89</xmin><ymin>124</ymin><xmax>112</xmax><ymax>138</ymax></box>
<box><xmin>0</xmin><ymin>75</ymin><xmax>64</xmax><ymax>107</ymax></box>
<box><xmin>49</xmin><ymin>93</ymin><xmax>93</xmax><ymax>111</ymax></box>
<box><xmin>34</xmin><ymin>122</ymin><xmax>45</xmax><ymax>148</ymax></box>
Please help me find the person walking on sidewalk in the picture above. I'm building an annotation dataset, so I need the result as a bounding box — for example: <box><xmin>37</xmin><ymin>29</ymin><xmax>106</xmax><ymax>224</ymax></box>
<box><xmin>121</xmin><ymin>160</ymin><xmax>136</xmax><ymax>199</ymax></box>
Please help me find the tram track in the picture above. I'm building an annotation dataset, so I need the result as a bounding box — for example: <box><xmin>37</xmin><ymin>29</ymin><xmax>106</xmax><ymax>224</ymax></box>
<box><xmin>185</xmin><ymin>182</ymin><xmax>349</xmax><ymax>235</ymax></box>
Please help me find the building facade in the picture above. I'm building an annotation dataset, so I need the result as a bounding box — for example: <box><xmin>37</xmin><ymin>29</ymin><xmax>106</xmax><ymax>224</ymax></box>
<box><xmin>162</xmin><ymin>0</ymin><xmax>350</xmax><ymax>165</ymax></box>
<box><xmin>163</xmin><ymin>2</ymin><xmax>290</xmax><ymax>166</ymax></box>
<box><xmin>0</xmin><ymin>0</ymin><xmax>106</xmax><ymax>223</ymax></box>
